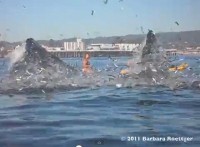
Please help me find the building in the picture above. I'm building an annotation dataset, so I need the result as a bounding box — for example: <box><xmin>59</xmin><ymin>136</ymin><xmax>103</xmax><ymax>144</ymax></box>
<box><xmin>196</xmin><ymin>47</ymin><xmax>200</xmax><ymax>50</ymax></box>
<box><xmin>165</xmin><ymin>49</ymin><xmax>177</xmax><ymax>56</ymax></box>
<box><xmin>115</xmin><ymin>43</ymin><xmax>140</xmax><ymax>51</ymax></box>
<box><xmin>41</xmin><ymin>45</ymin><xmax>64</xmax><ymax>52</ymax></box>
<box><xmin>87</xmin><ymin>44</ymin><xmax>118</xmax><ymax>50</ymax></box>
<box><xmin>64</xmin><ymin>38</ymin><xmax>85</xmax><ymax>51</ymax></box>
<box><xmin>86</xmin><ymin>43</ymin><xmax>140</xmax><ymax>51</ymax></box>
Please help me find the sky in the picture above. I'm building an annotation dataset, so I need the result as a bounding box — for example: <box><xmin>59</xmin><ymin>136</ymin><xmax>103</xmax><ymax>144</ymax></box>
<box><xmin>0</xmin><ymin>0</ymin><xmax>200</xmax><ymax>42</ymax></box>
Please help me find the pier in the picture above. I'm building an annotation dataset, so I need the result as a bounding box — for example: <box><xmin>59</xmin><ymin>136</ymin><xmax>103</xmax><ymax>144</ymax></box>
<box><xmin>49</xmin><ymin>50</ymin><xmax>134</xmax><ymax>58</ymax></box>
<box><xmin>1</xmin><ymin>49</ymin><xmax>198</xmax><ymax>59</ymax></box>
<box><xmin>49</xmin><ymin>50</ymin><xmax>180</xmax><ymax>58</ymax></box>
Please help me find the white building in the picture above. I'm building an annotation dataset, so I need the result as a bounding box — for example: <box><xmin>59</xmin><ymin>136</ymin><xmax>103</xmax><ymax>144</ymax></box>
<box><xmin>87</xmin><ymin>44</ymin><xmax>118</xmax><ymax>50</ymax></box>
<box><xmin>86</xmin><ymin>43</ymin><xmax>140</xmax><ymax>51</ymax></box>
<box><xmin>196</xmin><ymin>47</ymin><xmax>200</xmax><ymax>50</ymax></box>
<box><xmin>64</xmin><ymin>38</ymin><xmax>85</xmax><ymax>51</ymax></box>
<box><xmin>41</xmin><ymin>45</ymin><xmax>64</xmax><ymax>52</ymax></box>
<box><xmin>87</xmin><ymin>44</ymin><xmax>101</xmax><ymax>50</ymax></box>
<box><xmin>115</xmin><ymin>43</ymin><xmax>140</xmax><ymax>51</ymax></box>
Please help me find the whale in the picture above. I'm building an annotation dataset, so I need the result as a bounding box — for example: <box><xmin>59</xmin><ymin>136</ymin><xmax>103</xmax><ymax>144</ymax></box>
<box><xmin>0</xmin><ymin>38</ymin><xmax>81</xmax><ymax>93</ymax></box>
<box><xmin>141</xmin><ymin>30</ymin><xmax>158</xmax><ymax>58</ymax></box>
<box><xmin>10</xmin><ymin>38</ymin><xmax>78</xmax><ymax>77</ymax></box>
<box><xmin>0</xmin><ymin>36</ymin><xmax>199</xmax><ymax>94</ymax></box>
<box><xmin>120</xmin><ymin>30</ymin><xmax>200</xmax><ymax>89</ymax></box>
<box><xmin>119</xmin><ymin>30</ymin><xmax>170</xmax><ymax>86</ymax></box>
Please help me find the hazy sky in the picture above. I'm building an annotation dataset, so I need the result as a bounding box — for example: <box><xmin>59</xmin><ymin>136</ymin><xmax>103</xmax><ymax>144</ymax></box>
<box><xmin>0</xmin><ymin>0</ymin><xmax>200</xmax><ymax>42</ymax></box>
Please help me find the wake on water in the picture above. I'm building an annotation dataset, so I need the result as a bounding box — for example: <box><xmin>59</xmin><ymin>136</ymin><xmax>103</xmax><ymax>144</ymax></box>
<box><xmin>0</xmin><ymin>32</ymin><xmax>199</xmax><ymax>94</ymax></box>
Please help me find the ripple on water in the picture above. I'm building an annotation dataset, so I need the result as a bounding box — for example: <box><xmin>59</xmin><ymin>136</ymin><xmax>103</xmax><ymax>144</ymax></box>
<box><xmin>0</xmin><ymin>57</ymin><xmax>200</xmax><ymax>147</ymax></box>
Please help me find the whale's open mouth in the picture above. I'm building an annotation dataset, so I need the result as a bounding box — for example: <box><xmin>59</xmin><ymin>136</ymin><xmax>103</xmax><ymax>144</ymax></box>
<box><xmin>0</xmin><ymin>32</ymin><xmax>199</xmax><ymax>94</ymax></box>
<box><xmin>0</xmin><ymin>38</ymin><xmax>84</xmax><ymax>93</ymax></box>
<box><xmin>12</xmin><ymin>38</ymin><xmax>79</xmax><ymax>77</ymax></box>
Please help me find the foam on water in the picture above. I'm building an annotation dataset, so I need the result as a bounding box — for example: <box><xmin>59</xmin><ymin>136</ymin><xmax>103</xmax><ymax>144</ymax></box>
<box><xmin>113</xmin><ymin>35</ymin><xmax>200</xmax><ymax>90</ymax></box>
<box><xmin>0</xmin><ymin>35</ymin><xmax>200</xmax><ymax>94</ymax></box>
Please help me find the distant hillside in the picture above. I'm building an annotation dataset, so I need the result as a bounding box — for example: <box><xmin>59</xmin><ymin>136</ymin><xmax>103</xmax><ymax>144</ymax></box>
<box><xmin>157</xmin><ymin>30</ymin><xmax>200</xmax><ymax>45</ymax></box>
<box><xmin>85</xmin><ymin>30</ymin><xmax>200</xmax><ymax>46</ymax></box>
<box><xmin>83</xmin><ymin>34</ymin><xmax>145</xmax><ymax>45</ymax></box>
<box><xmin>1</xmin><ymin>30</ymin><xmax>200</xmax><ymax>50</ymax></box>
<box><xmin>0</xmin><ymin>41</ymin><xmax>21</xmax><ymax>49</ymax></box>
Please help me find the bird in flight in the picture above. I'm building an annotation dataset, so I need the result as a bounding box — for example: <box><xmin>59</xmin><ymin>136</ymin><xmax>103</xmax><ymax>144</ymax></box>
<box><xmin>175</xmin><ymin>21</ymin><xmax>179</xmax><ymax>26</ymax></box>
<box><xmin>91</xmin><ymin>10</ymin><xmax>95</xmax><ymax>16</ymax></box>
<box><xmin>104</xmin><ymin>0</ymin><xmax>108</xmax><ymax>4</ymax></box>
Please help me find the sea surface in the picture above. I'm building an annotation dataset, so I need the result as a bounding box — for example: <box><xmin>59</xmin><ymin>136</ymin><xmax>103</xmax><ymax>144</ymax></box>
<box><xmin>0</xmin><ymin>56</ymin><xmax>199</xmax><ymax>147</ymax></box>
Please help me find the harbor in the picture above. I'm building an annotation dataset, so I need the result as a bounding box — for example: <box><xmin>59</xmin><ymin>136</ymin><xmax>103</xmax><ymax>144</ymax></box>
<box><xmin>1</xmin><ymin>0</ymin><xmax>200</xmax><ymax>146</ymax></box>
<box><xmin>48</xmin><ymin>49</ymin><xmax>200</xmax><ymax>58</ymax></box>
<box><xmin>1</xmin><ymin>38</ymin><xmax>200</xmax><ymax>58</ymax></box>
<box><xmin>49</xmin><ymin>50</ymin><xmax>133</xmax><ymax>58</ymax></box>
<box><xmin>1</xmin><ymin>47</ymin><xmax>199</xmax><ymax>58</ymax></box>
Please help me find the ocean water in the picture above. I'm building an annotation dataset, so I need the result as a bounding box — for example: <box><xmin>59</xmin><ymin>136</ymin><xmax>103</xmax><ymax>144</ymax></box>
<box><xmin>0</xmin><ymin>56</ymin><xmax>199</xmax><ymax>147</ymax></box>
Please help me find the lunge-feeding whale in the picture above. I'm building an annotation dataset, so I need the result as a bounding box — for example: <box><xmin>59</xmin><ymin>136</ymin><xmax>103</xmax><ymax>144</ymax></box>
<box><xmin>141</xmin><ymin>30</ymin><xmax>158</xmax><ymax>58</ymax></box>
<box><xmin>10</xmin><ymin>38</ymin><xmax>78</xmax><ymax>77</ymax></box>
<box><xmin>0</xmin><ymin>38</ymin><xmax>80</xmax><ymax>93</ymax></box>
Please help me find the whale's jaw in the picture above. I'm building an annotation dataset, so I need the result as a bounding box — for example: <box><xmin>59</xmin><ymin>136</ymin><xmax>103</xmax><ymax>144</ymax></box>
<box><xmin>142</xmin><ymin>30</ymin><xmax>157</xmax><ymax>58</ymax></box>
<box><xmin>0</xmin><ymin>38</ymin><xmax>80</xmax><ymax>93</ymax></box>
<box><xmin>10</xmin><ymin>38</ymin><xmax>78</xmax><ymax>77</ymax></box>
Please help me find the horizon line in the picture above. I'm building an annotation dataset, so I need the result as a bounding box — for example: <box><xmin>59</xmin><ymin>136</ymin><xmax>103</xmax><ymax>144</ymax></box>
<box><xmin>1</xmin><ymin>29</ymin><xmax>200</xmax><ymax>43</ymax></box>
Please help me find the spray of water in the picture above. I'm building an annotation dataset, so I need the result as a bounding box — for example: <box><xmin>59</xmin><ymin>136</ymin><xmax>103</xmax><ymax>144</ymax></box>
<box><xmin>0</xmin><ymin>36</ymin><xmax>199</xmax><ymax>94</ymax></box>
<box><xmin>6</xmin><ymin>43</ymin><xmax>26</xmax><ymax>69</ymax></box>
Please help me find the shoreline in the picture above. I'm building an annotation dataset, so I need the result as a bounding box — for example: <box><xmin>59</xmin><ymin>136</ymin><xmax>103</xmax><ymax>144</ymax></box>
<box><xmin>1</xmin><ymin>50</ymin><xmax>200</xmax><ymax>58</ymax></box>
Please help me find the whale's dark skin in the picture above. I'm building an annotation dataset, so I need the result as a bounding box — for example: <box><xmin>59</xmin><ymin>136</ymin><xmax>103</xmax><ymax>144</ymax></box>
<box><xmin>10</xmin><ymin>38</ymin><xmax>78</xmax><ymax>77</ymax></box>
<box><xmin>142</xmin><ymin>30</ymin><xmax>157</xmax><ymax>58</ymax></box>
<box><xmin>0</xmin><ymin>38</ymin><xmax>81</xmax><ymax>93</ymax></box>
<box><xmin>191</xmin><ymin>81</ymin><xmax>200</xmax><ymax>89</ymax></box>
<box><xmin>0</xmin><ymin>38</ymin><xmax>199</xmax><ymax>94</ymax></box>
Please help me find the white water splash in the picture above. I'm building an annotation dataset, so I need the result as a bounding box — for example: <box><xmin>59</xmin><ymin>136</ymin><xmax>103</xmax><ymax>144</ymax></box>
<box><xmin>6</xmin><ymin>43</ymin><xmax>26</xmax><ymax>69</ymax></box>
<box><xmin>126</xmin><ymin>38</ymin><xmax>146</xmax><ymax>74</ymax></box>
<box><xmin>0</xmin><ymin>35</ymin><xmax>199</xmax><ymax>93</ymax></box>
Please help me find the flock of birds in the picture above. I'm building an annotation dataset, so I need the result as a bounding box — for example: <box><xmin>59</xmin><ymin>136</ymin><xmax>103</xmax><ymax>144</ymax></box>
<box><xmin>0</xmin><ymin>0</ymin><xmax>180</xmax><ymax>40</ymax></box>
<box><xmin>90</xmin><ymin>0</ymin><xmax>180</xmax><ymax>35</ymax></box>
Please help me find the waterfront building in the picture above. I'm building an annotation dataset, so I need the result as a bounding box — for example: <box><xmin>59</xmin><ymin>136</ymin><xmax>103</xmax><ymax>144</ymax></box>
<box><xmin>64</xmin><ymin>38</ymin><xmax>85</xmax><ymax>51</ymax></box>
<box><xmin>87</xmin><ymin>44</ymin><xmax>118</xmax><ymax>50</ymax></box>
<box><xmin>115</xmin><ymin>43</ymin><xmax>140</xmax><ymax>51</ymax></box>
<box><xmin>86</xmin><ymin>43</ymin><xmax>140</xmax><ymax>51</ymax></box>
